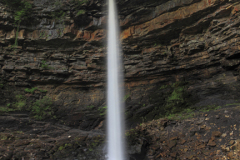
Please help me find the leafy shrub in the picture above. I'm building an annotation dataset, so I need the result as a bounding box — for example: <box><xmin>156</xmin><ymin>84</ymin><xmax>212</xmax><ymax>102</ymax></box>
<box><xmin>31</xmin><ymin>96</ymin><xmax>53</xmax><ymax>120</ymax></box>
<box><xmin>14</xmin><ymin>94</ymin><xmax>26</xmax><ymax>110</ymax></box>
<box><xmin>25</xmin><ymin>87</ymin><xmax>47</xmax><ymax>93</ymax></box>
<box><xmin>25</xmin><ymin>87</ymin><xmax>38</xmax><ymax>93</ymax></box>
<box><xmin>76</xmin><ymin>10</ymin><xmax>85</xmax><ymax>16</ymax></box>
<box><xmin>98</xmin><ymin>106</ymin><xmax>107</xmax><ymax>116</ymax></box>
<box><xmin>165</xmin><ymin>83</ymin><xmax>186</xmax><ymax>114</ymax></box>
<box><xmin>0</xmin><ymin>107</ymin><xmax>15</xmax><ymax>113</ymax></box>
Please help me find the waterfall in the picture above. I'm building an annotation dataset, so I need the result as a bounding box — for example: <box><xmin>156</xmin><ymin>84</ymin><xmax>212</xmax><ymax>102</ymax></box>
<box><xmin>107</xmin><ymin>0</ymin><xmax>125</xmax><ymax>159</ymax></box>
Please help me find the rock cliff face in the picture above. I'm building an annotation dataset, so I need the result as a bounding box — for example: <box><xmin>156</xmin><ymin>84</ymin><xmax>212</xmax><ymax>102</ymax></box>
<box><xmin>1</xmin><ymin>0</ymin><xmax>240</xmax><ymax>158</ymax></box>
<box><xmin>1</xmin><ymin>0</ymin><xmax>240</xmax><ymax>128</ymax></box>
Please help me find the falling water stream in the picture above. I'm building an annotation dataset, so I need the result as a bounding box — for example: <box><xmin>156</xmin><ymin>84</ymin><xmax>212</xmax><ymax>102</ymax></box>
<box><xmin>107</xmin><ymin>0</ymin><xmax>125</xmax><ymax>159</ymax></box>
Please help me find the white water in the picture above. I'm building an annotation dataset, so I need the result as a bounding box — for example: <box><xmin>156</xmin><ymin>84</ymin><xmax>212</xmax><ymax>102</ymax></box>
<box><xmin>107</xmin><ymin>0</ymin><xmax>125</xmax><ymax>159</ymax></box>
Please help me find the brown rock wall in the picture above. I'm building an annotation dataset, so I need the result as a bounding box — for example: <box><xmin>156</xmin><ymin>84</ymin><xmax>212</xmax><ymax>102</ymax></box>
<box><xmin>1</xmin><ymin>0</ymin><xmax>240</xmax><ymax>130</ymax></box>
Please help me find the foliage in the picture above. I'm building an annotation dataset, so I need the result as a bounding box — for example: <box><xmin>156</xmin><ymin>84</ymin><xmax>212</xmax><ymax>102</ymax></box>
<box><xmin>148</xmin><ymin>81</ymin><xmax>193</xmax><ymax>121</ymax></box>
<box><xmin>58</xmin><ymin>143</ymin><xmax>72</xmax><ymax>151</ymax></box>
<box><xmin>31</xmin><ymin>96</ymin><xmax>53</xmax><ymax>120</ymax></box>
<box><xmin>25</xmin><ymin>87</ymin><xmax>47</xmax><ymax>93</ymax></box>
<box><xmin>39</xmin><ymin>32</ymin><xmax>46</xmax><ymax>38</ymax></box>
<box><xmin>76</xmin><ymin>10</ymin><xmax>86</xmax><ymax>16</ymax></box>
<box><xmin>39</xmin><ymin>89</ymin><xmax>47</xmax><ymax>93</ymax></box>
<box><xmin>165</xmin><ymin>82</ymin><xmax>186</xmax><ymax>115</ymax></box>
<box><xmin>123</xmin><ymin>94</ymin><xmax>130</xmax><ymax>101</ymax></box>
<box><xmin>0</xmin><ymin>134</ymin><xmax>8</xmax><ymax>140</ymax></box>
<box><xmin>87</xmin><ymin>105</ymin><xmax>94</xmax><ymax>109</ymax></box>
<box><xmin>0</xmin><ymin>106</ymin><xmax>15</xmax><ymax>112</ymax></box>
<box><xmin>14</xmin><ymin>94</ymin><xmax>26</xmax><ymax>110</ymax></box>
<box><xmin>166</xmin><ymin>108</ymin><xmax>195</xmax><ymax>120</ymax></box>
<box><xmin>3</xmin><ymin>0</ymin><xmax>32</xmax><ymax>22</ymax></box>
<box><xmin>3</xmin><ymin>0</ymin><xmax>32</xmax><ymax>47</ymax></box>
<box><xmin>166</xmin><ymin>104</ymin><xmax>222</xmax><ymax>120</ymax></box>
<box><xmin>51</xmin><ymin>10</ymin><xmax>66</xmax><ymax>21</ymax></box>
<box><xmin>25</xmin><ymin>87</ymin><xmax>38</xmax><ymax>93</ymax></box>
<box><xmin>40</xmin><ymin>60</ymin><xmax>53</xmax><ymax>70</ymax></box>
<box><xmin>50</xmin><ymin>4</ymin><xmax>66</xmax><ymax>37</ymax></box>
<box><xmin>98</xmin><ymin>106</ymin><xmax>107</xmax><ymax>116</ymax></box>
<box><xmin>225</xmin><ymin>103</ymin><xmax>240</xmax><ymax>106</ymax></box>
<box><xmin>0</xmin><ymin>94</ymin><xmax>26</xmax><ymax>113</ymax></box>
<box><xmin>200</xmin><ymin>105</ymin><xmax>221</xmax><ymax>112</ymax></box>
<box><xmin>159</xmin><ymin>85</ymin><xmax>168</xmax><ymax>90</ymax></box>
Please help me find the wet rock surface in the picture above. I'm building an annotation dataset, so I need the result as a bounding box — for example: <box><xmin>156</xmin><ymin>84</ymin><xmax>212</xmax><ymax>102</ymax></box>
<box><xmin>0</xmin><ymin>113</ymin><xmax>106</xmax><ymax>160</ymax></box>
<box><xmin>0</xmin><ymin>0</ymin><xmax>240</xmax><ymax>128</ymax></box>
<box><xmin>2</xmin><ymin>104</ymin><xmax>240</xmax><ymax>159</ymax></box>
<box><xmin>127</xmin><ymin>105</ymin><xmax>240</xmax><ymax>160</ymax></box>
<box><xmin>1</xmin><ymin>0</ymin><xmax>240</xmax><ymax>129</ymax></box>
<box><xmin>1</xmin><ymin>0</ymin><xmax>240</xmax><ymax>159</ymax></box>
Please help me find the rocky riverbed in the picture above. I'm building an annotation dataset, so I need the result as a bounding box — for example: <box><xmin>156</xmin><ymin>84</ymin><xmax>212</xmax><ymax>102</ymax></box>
<box><xmin>1</xmin><ymin>102</ymin><xmax>240</xmax><ymax>159</ymax></box>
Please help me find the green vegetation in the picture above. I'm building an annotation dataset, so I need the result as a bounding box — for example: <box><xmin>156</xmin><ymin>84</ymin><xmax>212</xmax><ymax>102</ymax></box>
<box><xmin>124</xmin><ymin>94</ymin><xmax>130</xmax><ymax>101</ymax></box>
<box><xmin>40</xmin><ymin>60</ymin><xmax>53</xmax><ymax>70</ymax></box>
<box><xmin>0</xmin><ymin>106</ymin><xmax>15</xmax><ymax>112</ymax></box>
<box><xmin>152</xmin><ymin>82</ymin><xmax>227</xmax><ymax>121</ymax></box>
<box><xmin>166</xmin><ymin>108</ymin><xmax>195</xmax><ymax>120</ymax></box>
<box><xmin>0</xmin><ymin>94</ymin><xmax>26</xmax><ymax>113</ymax></box>
<box><xmin>146</xmin><ymin>81</ymin><xmax>193</xmax><ymax>121</ymax></box>
<box><xmin>166</xmin><ymin>105</ymin><xmax>222</xmax><ymax>121</ymax></box>
<box><xmin>39</xmin><ymin>89</ymin><xmax>47</xmax><ymax>93</ymax></box>
<box><xmin>14</xmin><ymin>94</ymin><xmax>26</xmax><ymax>110</ymax></box>
<box><xmin>225</xmin><ymin>103</ymin><xmax>240</xmax><ymax>106</ymax></box>
<box><xmin>39</xmin><ymin>32</ymin><xmax>46</xmax><ymax>38</ymax></box>
<box><xmin>87</xmin><ymin>105</ymin><xmax>94</xmax><ymax>109</ymax></box>
<box><xmin>51</xmin><ymin>10</ymin><xmax>66</xmax><ymax>37</ymax></box>
<box><xmin>25</xmin><ymin>87</ymin><xmax>38</xmax><ymax>93</ymax></box>
<box><xmin>165</xmin><ymin>82</ymin><xmax>186</xmax><ymax>115</ymax></box>
<box><xmin>0</xmin><ymin>85</ymin><xmax>51</xmax><ymax>120</ymax></box>
<box><xmin>31</xmin><ymin>96</ymin><xmax>53</xmax><ymax>120</ymax></box>
<box><xmin>76</xmin><ymin>10</ymin><xmax>86</xmax><ymax>16</ymax></box>
<box><xmin>25</xmin><ymin>87</ymin><xmax>47</xmax><ymax>93</ymax></box>
<box><xmin>200</xmin><ymin>105</ymin><xmax>221</xmax><ymax>112</ymax></box>
<box><xmin>0</xmin><ymin>134</ymin><xmax>8</xmax><ymax>140</ymax></box>
<box><xmin>58</xmin><ymin>143</ymin><xmax>72</xmax><ymax>151</ymax></box>
<box><xmin>98</xmin><ymin>106</ymin><xmax>107</xmax><ymax>116</ymax></box>
<box><xmin>159</xmin><ymin>85</ymin><xmax>168</xmax><ymax>90</ymax></box>
<box><xmin>3</xmin><ymin>0</ymin><xmax>32</xmax><ymax>47</ymax></box>
<box><xmin>51</xmin><ymin>10</ymin><xmax>66</xmax><ymax>21</ymax></box>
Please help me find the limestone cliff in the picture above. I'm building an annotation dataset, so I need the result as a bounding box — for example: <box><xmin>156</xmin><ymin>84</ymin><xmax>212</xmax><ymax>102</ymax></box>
<box><xmin>1</xmin><ymin>0</ymin><xmax>240</xmax><ymax>159</ymax></box>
